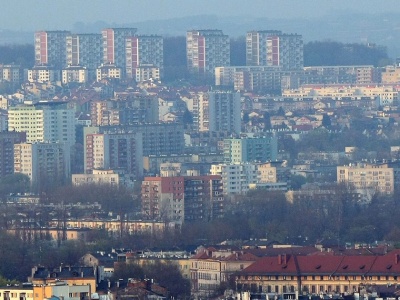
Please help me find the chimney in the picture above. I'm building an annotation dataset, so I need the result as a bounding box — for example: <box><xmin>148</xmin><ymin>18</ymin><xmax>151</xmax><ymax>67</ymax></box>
<box><xmin>395</xmin><ymin>254</ymin><xmax>399</xmax><ymax>264</ymax></box>
<box><xmin>282</xmin><ymin>254</ymin><xmax>287</xmax><ymax>265</ymax></box>
<box><xmin>278</xmin><ymin>254</ymin><xmax>282</xmax><ymax>265</ymax></box>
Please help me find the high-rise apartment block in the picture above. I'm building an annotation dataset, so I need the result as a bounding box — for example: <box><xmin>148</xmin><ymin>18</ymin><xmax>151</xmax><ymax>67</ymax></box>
<box><xmin>14</xmin><ymin>142</ymin><xmax>71</xmax><ymax>187</ymax></box>
<box><xmin>141</xmin><ymin>175</ymin><xmax>223</xmax><ymax>222</ymax></box>
<box><xmin>102</xmin><ymin>28</ymin><xmax>137</xmax><ymax>71</ymax></box>
<box><xmin>223</xmin><ymin>135</ymin><xmax>278</xmax><ymax>164</ymax></box>
<box><xmin>8</xmin><ymin>102</ymin><xmax>76</xmax><ymax>149</ymax></box>
<box><xmin>84</xmin><ymin>131</ymin><xmax>143</xmax><ymax>180</ymax></box>
<box><xmin>266</xmin><ymin>33</ymin><xmax>303</xmax><ymax>70</ymax></box>
<box><xmin>210</xmin><ymin>163</ymin><xmax>258</xmax><ymax>195</ymax></box>
<box><xmin>125</xmin><ymin>35</ymin><xmax>163</xmax><ymax>81</ymax></box>
<box><xmin>186</xmin><ymin>30</ymin><xmax>230</xmax><ymax>76</ymax></box>
<box><xmin>34</xmin><ymin>31</ymin><xmax>70</xmax><ymax>68</ymax></box>
<box><xmin>66</xmin><ymin>34</ymin><xmax>102</xmax><ymax>69</ymax></box>
<box><xmin>193</xmin><ymin>91</ymin><xmax>241</xmax><ymax>133</ymax></box>
<box><xmin>90</xmin><ymin>96</ymin><xmax>159</xmax><ymax>126</ymax></box>
<box><xmin>0</xmin><ymin>131</ymin><xmax>26</xmax><ymax>179</ymax></box>
<box><xmin>246</xmin><ymin>30</ymin><xmax>303</xmax><ymax>70</ymax></box>
<box><xmin>246</xmin><ymin>30</ymin><xmax>282</xmax><ymax>66</ymax></box>
<box><xmin>87</xmin><ymin>123</ymin><xmax>185</xmax><ymax>156</ymax></box>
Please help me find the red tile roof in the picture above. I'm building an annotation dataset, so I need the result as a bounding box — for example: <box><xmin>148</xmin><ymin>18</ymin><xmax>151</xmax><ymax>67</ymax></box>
<box><xmin>239</xmin><ymin>250</ymin><xmax>400</xmax><ymax>277</ymax></box>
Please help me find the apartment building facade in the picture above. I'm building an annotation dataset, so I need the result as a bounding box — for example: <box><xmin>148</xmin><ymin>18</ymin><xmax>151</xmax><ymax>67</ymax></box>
<box><xmin>34</xmin><ymin>30</ymin><xmax>70</xmax><ymax>68</ymax></box>
<box><xmin>125</xmin><ymin>35</ymin><xmax>163</xmax><ymax>81</ymax></box>
<box><xmin>88</xmin><ymin>123</ymin><xmax>185</xmax><ymax>156</ymax></box>
<box><xmin>223</xmin><ymin>135</ymin><xmax>278</xmax><ymax>164</ymax></box>
<box><xmin>66</xmin><ymin>33</ymin><xmax>102</xmax><ymax>70</ymax></box>
<box><xmin>195</xmin><ymin>91</ymin><xmax>241</xmax><ymax>134</ymax></box>
<box><xmin>84</xmin><ymin>131</ymin><xmax>143</xmax><ymax>180</ymax></box>
<box><xmin>187</xmin><ymin>30</ymin><xmax>230</xmax><ymax>76</ymax></box>
<box><xmin>8</xmin><ymin>102</ymin><xmax>76</xmax><ymax>149</ymax></box>
<box><xmin>0</xmin><ymin>131</ymin><xmax>26</xmax><ymax>179</ymax></box>
<box><xmin>141</xmin><ymin>175</ymin><xmax>223</xmax><ymax>222</ymax></box>
<box><xmin>102</xmin><ymin>28</ymin><xmax>137</xmax><ymax>72</ymax></box>
<box><xmin>14</xmin><ymin>142</ymin><xmax>71</xmax><ymax>187</ymax></box>
<box><xmin>246</xmin><ymin>30</ymin><xmax>282</xmax><ymax>66</ymax></box>
<box><xmin>337</xmin><ymin>163</ymin><xmax>395</xmax><ymax>195</ymax></box>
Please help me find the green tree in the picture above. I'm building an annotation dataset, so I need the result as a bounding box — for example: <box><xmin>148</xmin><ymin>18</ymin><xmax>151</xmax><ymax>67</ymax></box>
<box><xmin>262</xmin><ymin>112</ymin><xmax>272</xmax><ymax>131</ymax></box>
<box><xmin>322</xmin><ymin>113</ymin><xmax>331</xmax><ymax>128</ymax></box>
<box><xmin>0</xmin><ymin>173</ymin><xmax>31</xmax><ymax>200</ymax></box>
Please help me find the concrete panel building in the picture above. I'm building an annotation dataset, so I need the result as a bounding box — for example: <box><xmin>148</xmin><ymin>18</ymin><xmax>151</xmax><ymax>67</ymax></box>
<box><xmin>187</xmin><ymin>30</ymin><xmax>230</xmax><ymax>77</ymax></box>
<box><xmin>84</xmin><ymin>131</ymin><xmax>143</xmax><ymax>180</ymax></box>
<box><xmin>14</xmin><ymin>142</ymin><xmax>71</xmax><ymax>187</ymax></box>
<box><xmin>8</xmin><ymin>101</ymin><xmax>76</xmax><ymax>149</ymax></box>
<box><xmin>125</xmin><ymin>35</ymin><xmax>163</xmax><ymax>81</ymax></box>
<box><xmin>102</xmin><ymin>28</ymin><xmax>137</xmax><ymax>72</ymax></box>
<box><xmin>34</xmin><ymin>30</ymin><xmax>70</xmax><ymax>68</ymax></box>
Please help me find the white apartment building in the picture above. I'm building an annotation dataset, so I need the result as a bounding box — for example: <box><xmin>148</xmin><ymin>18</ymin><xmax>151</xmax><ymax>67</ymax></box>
<box><xmin>134</xmin><ymin>66</ymin><xmax>161</xmax><ymax>82</ymax></box>
<box><xmin>96</xmin><ymin>64</ymin><xmax>121</xmax><ymax>81</ymax></box>
<box><xmin>282</xmin><ymin>85</ymin><xmax>399</xmax><ymax>101</ymax></box>
<box><xmin>8</xmin><ymin>102</ymin><xmax>76</xmax><ymax>149</ymax></box>
<box><xmin>210</xmin><ymin>163</ymin><xmax>258</xmax><ymax>194</ymax></box>
<box><xmin>72</xmin><ymin>169</ymin><xmax>119</xmax><ymax>186</ymax></box>
<box><xmin>62</xmin><ymin>66</ymin><xmax>88</xmax><ymax>84</ymax></box>
<box><xmin>14</xmin><ymin>142</ymin><xmax>71</xmax><ymax>186</ymax></box>
<box><xmin>26</xmin><ymin>66</ymin><xmax>61</xmax><ymax>83</ymax></box>
<box><xmin>0</xmin><ymin>64</ymin><xmax>22</xmax><ymax>83</ymax></box>
<box><xmin>187</xmin><ymin>30</ymin><xmax>230</xmax><ymax>76</ymax></box>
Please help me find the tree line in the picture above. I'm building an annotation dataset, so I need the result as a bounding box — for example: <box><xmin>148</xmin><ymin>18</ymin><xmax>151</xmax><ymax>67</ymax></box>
<box><xmin>0</xmin><ymin>39</ymin><xmax>391</xmax><ymax>83</ymax></box>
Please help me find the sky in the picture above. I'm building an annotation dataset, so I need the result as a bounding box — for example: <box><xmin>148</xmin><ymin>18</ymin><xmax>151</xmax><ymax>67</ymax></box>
<box><xmin>2</xmin><ymin>0</ymin><xmax>400</xmax><ymax>31</ymax></box>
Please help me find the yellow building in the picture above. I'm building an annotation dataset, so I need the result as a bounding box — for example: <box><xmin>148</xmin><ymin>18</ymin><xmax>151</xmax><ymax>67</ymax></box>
<box><xmin>33</xmin><ymin>283</ymin><xmax>90</xmax><ymax>300</ymax></box>
<box><xmin>30</xmin><ymin>266</ymin><xmax>97</xmax><ymax>294</ymax></box>
<box><xmin>381</xmin><ymin>66</ymin><xmax>400</xmax><ymax>84</ymax></box>
<box><xmin>0</xmin><ymin>286</ymin><xmax>34</xmax><ymax>300</ymax></box>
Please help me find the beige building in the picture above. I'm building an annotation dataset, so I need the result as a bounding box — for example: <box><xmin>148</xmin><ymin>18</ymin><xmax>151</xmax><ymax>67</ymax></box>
<box><xmin>337</xmin><ymin>163</ymin><xmax>394</xmax><ymax>194</ymax></box>
<box><xmin>190</xmin><ymin>247</ymin><xmax>258</xmax><ymax>298</ymax></box>
<box><xmin>0</xmin><ymin>287</ymin><xmax>33</xmax><ymax>300</ymax></box>
<box><xmin>283</xmin><ymin>85</ymin><xmax>399</xmax><ymax>102</ymax></box>
<box><xmin>96</xmin><ymin>64</ymin><xmax>121</xmax><ymax>81</ymax></box>
<box><xmin>381</xmin><ymin>66</ymin><xmax>400</xmax><ymax>84</ymax></box>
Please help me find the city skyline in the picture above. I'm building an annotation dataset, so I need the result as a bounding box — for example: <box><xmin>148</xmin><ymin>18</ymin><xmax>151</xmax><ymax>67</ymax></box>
<box><xmin>2</xmin><ymin>0</ymin><xmax>400</xmax><ymax>31</ymax></box>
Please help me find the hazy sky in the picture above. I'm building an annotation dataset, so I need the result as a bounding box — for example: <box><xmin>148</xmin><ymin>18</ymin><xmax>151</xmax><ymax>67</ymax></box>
<box><xmin>2</xmin><ymin>0</ymin><xmax>400</xmax><ymax>31</ymax></box>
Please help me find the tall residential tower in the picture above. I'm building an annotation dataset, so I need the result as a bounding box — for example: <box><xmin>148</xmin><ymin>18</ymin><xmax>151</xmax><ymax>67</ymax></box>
<box><xmin>186</xmin><ymin>30</ymin><xmax>230</xmax><ymax>77</ymax></box>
